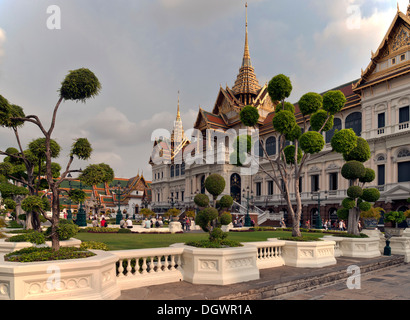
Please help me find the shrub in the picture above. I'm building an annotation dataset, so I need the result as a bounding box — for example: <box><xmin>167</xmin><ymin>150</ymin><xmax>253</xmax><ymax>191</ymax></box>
<box><xmin>331</xmin><ymin>129</ymin><xmax>357</xmax><ymax>154</ymax></box>
<box><xmin>343</xmin><ymin>137</ymin><xmax>371</xmax><ymax>163</ymax></box>
<box><xmin>358</xmin><ymin>201</ymin><xmax>371</xmax><ymax>212</ymax></box>
<box><xmin>310</xmin><ymin>109</ymin><xmax>334</xmax><ymax>132</ymax></box>
<box><xmin>219</xmin><ymin>212</ymin><xmax>232</xmax><ymax>226</ymax></box>
<box><xmin>7</xmin><ymin>231</ymin><xmax>45</xmax><ymax>245</ymax></box>
<box><xmin>46</xmin><ymin>219</ymin><xmax>79</xmax><ymax>241</ymax></box>
<box><xmin>275</xmin><ymin>101</ymin><xmax>295</xmax><ymax>114</ymax></box>
<box><xmin>299</xmin><ymin>131</ymin><xmax>325</xmax><ymax>154</ymax></box>
<box><xmin>194</xmin><ymin>193</ymin><xmax>209</xmax><ymax>208</ymax></box>
<box><xmin>322</xmin><ymin>90</ymin><xmax>346</xmax><ymax>114</ymax></box>
<box><xmin>337</xmin><ymin>208</ymin><xmax>349</xmax><ymax>220</ymax></box>
<box><xmin>204</xmin><ymin>174</ymin><xmax>225</xmax><ymax>198</ymax></box>
<box><xmin>341</xmin><ymin>160</ymin><xmax>365</xmax><ymax>180</ymax></box>
<box><xmin>59</xmin><ymin>68</ymin><xmax>101</xmax><ymax>102</ymax></box>
<box><xmin>272</xmin><ymin>110</ymin><xmax>296</xmax><ymax>135</ymax></box>
<box><xmin>185</xmin><ymin>239</ymin><xmax>243</xmax><ymax>248</ymax></box>
<box><xmin>359</xmin><ymin>168</ymin><xmax>376</xmax><ymax>184</ymax></box>
<box><xmin>4</xmin><ymin>247</ymin><xmax>95</xmax><ymax>262</ymax></box>
<box><xmin>285</xmin><ymin>124</ymin><xmax>302</xmax><ymax>141</ymax></box>
<box><xmin>298</xmin><ymin>92</ymin><xmax>322</xmax><ymax>116</ymax></box>
<box><xmin>361</xmin><ymin>188</ymin><xmax>380</xmax><ymax>203</ymax></box>
<box><xmin>283</xmin><ymin>145</ymin><xmax>302</xmax><ymax>164</ymax></box>
<box><xmin>347</xmin><ymin>185</ymin><xmax>363</xmax><ymax>199</ymax></box>
<box><xmin>218</xmin><ymin>195</ymin><xmax>233</xmax><ymax>210</ymax></box>
<box><xmin>360</xmin><ymin>207</ymin><xmax>383</xmax><ymax>219</ymax></box>
<box><xmin>210</xmin><ymin>228</ymin><xmax>228</xmax><ymax>242</ymax></box>
<box><xmin>384</xmin><ymin>211</ymin><xmax>406</xmax><ymax>225</ymax></box>
<box><xmin>342</xmin><ymin>197</ymin><xmax>355</xmax><ymax>210</ymax></box>
<box><xmin>79</xmin><ymin>241</ymin><xmax>109</xmax><ymax>251</ymax></box>
<box><xmin>268</xmin><ymin>74</ymin><xmax>292</xmax><ymax>102</ymax></box>
<box><xmin>195</xmin><ymin>207</ymin><xmax>218</xmax><ymax>232</ymax></box>
<box><xmin>240</xmin><ymin>105</ymin><xmax>259</xmax><ymax>127</ymax></box>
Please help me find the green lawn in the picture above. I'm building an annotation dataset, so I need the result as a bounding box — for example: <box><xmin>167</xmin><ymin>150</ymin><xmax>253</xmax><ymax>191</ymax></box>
<box><xmin>74</xmin><ymin>230</ymin><xmax>326</xmax><ymax>251</ymax></box>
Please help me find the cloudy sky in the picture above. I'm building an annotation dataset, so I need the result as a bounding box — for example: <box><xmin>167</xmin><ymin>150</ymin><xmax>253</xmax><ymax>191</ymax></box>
<box><xmin>0</xmin><ymin>0</ymin><xmax>407</xmax><ymax>180</ymax></box>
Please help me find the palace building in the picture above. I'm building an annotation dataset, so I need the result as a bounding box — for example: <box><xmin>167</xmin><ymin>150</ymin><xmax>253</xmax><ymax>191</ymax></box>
<box><xmin>150</xmin><ymin>4</ymin><xmax>410</xmax><ymax>226</ymax></box>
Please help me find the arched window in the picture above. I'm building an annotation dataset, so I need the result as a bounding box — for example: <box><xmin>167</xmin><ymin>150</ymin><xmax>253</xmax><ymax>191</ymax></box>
<box><xmin>170</xmin><ymin>165</ymin><xmax>175</xmax><ymax>178</ymax></box>
<box><xmin>326</xmin><ymin>118</ymin><xmax>342</xmax><ymax>143</ymax></box>
<box><xmin>398</xmin><ymin>149</ymin><xmax>410</xmax><ymax>158</ymax></box>
<box><xmin>254</xmin><ymin>140</ymin><xmax>264</xmax><ymax>158</ymax></box>
<box><xmin>266</xmin><ymin>136</ymin><xmax>276</xmax><ymax>156</ymax></box>
<box><xmin>345</xmin><ymin>112</ymin><xmax>362</xmax><ymax>137</ymax></box>
<box><xmin>175</xmin><ymin>164</ymin><xmax>180</xmax><ymax>176</ymax></box>
<box><xmin>181</xmin><ymin>162</ymin><xmax>185</xmax><ymax>175</ymax></box>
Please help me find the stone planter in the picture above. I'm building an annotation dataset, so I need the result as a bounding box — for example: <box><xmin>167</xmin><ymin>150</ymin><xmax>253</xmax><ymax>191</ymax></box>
<box><xmin>181</xmin><ymin>245</ymin><xmax>260</xmax><ymax>285</ymax></box>
<box><xmin>0</xmin><ymin>238</ymin><xmax>82</xmax><ymax>254</ymax></box>
<box><xmin>281</xmin><ymin>240</ymin><xmax>336</xmax><ymax>268</ymax></box>
<box><xmin>388</xmin><ymin>236</ymin><xmax>410</xmax><ymax>263</ymax></box>
<box><xmin>363</xmin><ymin>218</ymin><xmax>379</xmax><ymax>229</ymax></box>
<box><xmin>385</xmin><ymin>227</ymin><xmax>405</xmax><ymax>237</ymax></box>
<box><xmin>0</xmin><ymin>250</ymin><xmax>121</xmax><ymax>300</ymax></box>
<box><xmin>337</xmin><ymin>235</ymin><xmax>381</xmax><ymax>258</ymax></box>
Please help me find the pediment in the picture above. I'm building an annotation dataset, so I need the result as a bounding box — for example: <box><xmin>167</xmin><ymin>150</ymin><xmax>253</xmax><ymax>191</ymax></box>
<box><xmin>383</xmin><ymin>185</ymin><xmax>410</xmax><ymax>197</ymax></box>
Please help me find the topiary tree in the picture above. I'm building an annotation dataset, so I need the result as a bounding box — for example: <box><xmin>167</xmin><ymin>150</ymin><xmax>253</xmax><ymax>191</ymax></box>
<box><xmin>335</xmin><ymin>133</ymin><xmax>380</xmax><ymax>236</ymax></box>
<box><xmin>238</xmin><ymin>74</ymin><xmax>347</xmax><ymax>237</ymax></box>
<box><xmin>193</xmin><ymin>174</ymin><xmax>233</xmax><ymax>243</ymax></box>
<box><xmin>0</xmin><ymin>68</ymin><xmax>111</xmax><ymax>251</ymax></box>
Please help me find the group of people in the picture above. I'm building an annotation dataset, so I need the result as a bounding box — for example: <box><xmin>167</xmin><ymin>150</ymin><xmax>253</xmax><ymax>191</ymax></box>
<box><xmin>91</xmin><ymin>216</ymin><xmax>108</xmax><ymax>228</ymax></box>
<box><xmin>119</xmin><ymin>217</ymin><xmax>134</xmax><ymax>229</ymax></box>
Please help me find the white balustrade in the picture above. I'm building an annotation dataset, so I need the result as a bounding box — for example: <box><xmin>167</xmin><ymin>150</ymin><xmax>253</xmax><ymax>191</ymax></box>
<box><xmin>112</xmin><ymin>247</ymin><xmax>184</xmax><ymax>290</ymax></box>
<box><xmin>244</xmin><ymin>240</ymin><xmax>285</xmax><ymax>269</ymax></box>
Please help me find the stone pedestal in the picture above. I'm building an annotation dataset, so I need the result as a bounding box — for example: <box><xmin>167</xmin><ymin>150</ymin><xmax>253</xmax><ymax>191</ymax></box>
<box><xmin>169</xmin><ymin>221</ymin><xmax>183</xmax><ymax>233</ymax></box>
<box><xmin>389</xmin><ymin>237</ymin><xmax>410</xmax><ymax>263</ymax></box>
<box><xmin>281</xmin><ymin>240</ymin><xmax>337</xmax><ymax>268</ymax></box>
<box><xmin>181</xmin><ymin>245</ymin><xmax>260</xmax><ymax>285</ymax></box>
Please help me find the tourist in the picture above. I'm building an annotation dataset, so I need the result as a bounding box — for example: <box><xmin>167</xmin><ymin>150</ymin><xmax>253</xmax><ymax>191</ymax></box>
<box><xmin>306</xmin><ymin>220</ymin><xmax>310</xmax><ymax>229</ymax></box>
<box><xmin>339</xmin><ymin>220</ymin><xmax>344</xmax><ymax>231</ymax></box>
<box><xmin>358</xmin><ymin>220</ymin><xmax>362</xmax><ymax>232</ymax></box>
<box><xmin>101</xmin><ymin>218</ymin><xmax>107</xmax><ymax>228</ymax></box>
<box><xmin>126</xmin><ymin>217</ymin><xmax>133</xmax><ymax>229</ymax></box>
<box><xmin>92</xmin><ymin>217</ymin><xmax>99</xmax><ymax>228</ymax></box>
<box><xmin>120</xmin><ymin>218</ymin><xmax>126</xmax><ymax>229</ymax></box>
<box><xmin>280</xmin><ymin>218</ymin><xmax>286</xmax><ymax>228</ymax></box>
<box><xmin>324</xmin><ymin>220</ymin><xmax>328</xmax><ymax>231</ymax></box>
<box><xmin>185</xmin><ymin>217</ymin><xmax>191</xmax><ymax>231</ymax></box>
<box><xmin>145</xmin><ymin>218</ymin><xmax>151</xmax><ymax>229</ymax></box>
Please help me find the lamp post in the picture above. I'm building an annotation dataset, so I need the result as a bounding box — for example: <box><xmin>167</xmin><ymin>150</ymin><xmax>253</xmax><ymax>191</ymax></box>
<box><xmin>242</xmin><ymin>186</ymin><xmax>253</xmax><ymax>227</ymax></box>
<box><xmin>67</xmin><ymin>173</ymin><xmax>73</xmax><ymax>221</ymax></box>
<box><xmin>75</xmin><ymin>180</ymin><xmax>87</xmax><ymax>227</ymax></box>
<box><xmin>311</xmin><ymin>189</ymin><xmax>327</xmax><ymax>229</ymax></box>
<box><xmin>114</xmin><ymin>182</ymin><xmax>125</xmax><ymax>225</ymax></box>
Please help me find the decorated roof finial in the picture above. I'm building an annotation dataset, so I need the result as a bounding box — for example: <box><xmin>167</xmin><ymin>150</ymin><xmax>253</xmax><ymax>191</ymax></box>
<box><xmin>176</xmin><ymin>90</ymin><xmax>181</xmax><ymax>121</ymax></box>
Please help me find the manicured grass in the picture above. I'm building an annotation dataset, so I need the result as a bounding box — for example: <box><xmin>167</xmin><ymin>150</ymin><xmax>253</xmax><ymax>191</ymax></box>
<box><xmin>74</xmin><ymin>230</ymin><xmax>326</xmax><ymax>251</ymax></box>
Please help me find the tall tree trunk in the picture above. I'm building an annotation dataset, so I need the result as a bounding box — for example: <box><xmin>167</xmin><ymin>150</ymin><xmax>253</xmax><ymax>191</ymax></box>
<box><xmin>50</xmin><ymin>188</ymin><xmax>60</xmax><ymax>251</ymax></box>
<box><xmin>348</xmin><ymin>207</ymin><xmax>360</xmax><ymax>236</ymax></box>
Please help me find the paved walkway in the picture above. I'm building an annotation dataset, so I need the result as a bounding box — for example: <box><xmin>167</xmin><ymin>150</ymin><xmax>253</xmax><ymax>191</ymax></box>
<box><xmin>118</xmin><ymin>255</ymin><xmax>407</xmax><ymax>301</ymax></box>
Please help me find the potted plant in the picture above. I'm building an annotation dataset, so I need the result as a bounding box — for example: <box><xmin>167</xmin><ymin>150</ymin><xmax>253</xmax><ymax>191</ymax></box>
<box><xmin>384</xmin><ymin>211</ymin><xmax>406</xmax><ymax>237</ymax></box>
<box><xmin>360</xmin><ymin>206</ymin><xmax>382</xmax><ymax>229</ymax></box>
<box><xmin>167</xmin><ymin>208</ymin><xmax>181</xmax><ymax>221</ymax></box>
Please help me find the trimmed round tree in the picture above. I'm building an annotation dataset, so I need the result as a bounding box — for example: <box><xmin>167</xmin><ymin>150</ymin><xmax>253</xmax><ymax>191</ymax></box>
<box><xmin>193</xmin><ymin>174</ymin><xmax>234</xmax><ymax>244</ymax></box>
<box><xmin>238</xmin><ymin>73</ymin><xmax>347</xmax><ymax>238</ymax></box>
<box><xmin>336</xmin><ymin>133</ymin><xmax>379</xmax><ymax>235</ymax></box>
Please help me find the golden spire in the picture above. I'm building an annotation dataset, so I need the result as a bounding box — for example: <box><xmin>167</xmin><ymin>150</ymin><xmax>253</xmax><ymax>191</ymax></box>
<box><xmin>232</xmin><ymin>2</ymin><xmax>261</xmax><ymax>100</ymax></box>
<box><xmin>242</xmin><ymin>2</ymin><xmax>251</xmax><ymax>67</ymax></box>
<box><xmin>176</xmin><ymin>90</ymin><xmax>181</xmax><ymax>121</ymax></box>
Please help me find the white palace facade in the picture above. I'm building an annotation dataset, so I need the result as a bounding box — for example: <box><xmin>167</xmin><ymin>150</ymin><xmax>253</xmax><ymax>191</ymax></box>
<box><xmin>149</xmin><ymin>4</ymin><xmax>410</xmax><ymax>226</ymax></box>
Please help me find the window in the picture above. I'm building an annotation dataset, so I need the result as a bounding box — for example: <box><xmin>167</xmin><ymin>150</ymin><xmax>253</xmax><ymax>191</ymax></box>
<box><xmin>175</xmin><ymin>164</ymin><xmax>180</xmax><ymax>177</ymax></box>
<box><xmin>399</xmin><ymin>106</ymin><xmax>409</xmax><ymax>123</ymax></box>
<box><xmin>326</xmin><ymin>118</ymin><xmax>342</xmax><ymax>143</ymax></box>
<box><xmin>299</xmin><ymin>177</ymin><xmax>302</xmax><ymax>193</ymax></box>
<box><xmin>267</xmin><ymin>181</ymin><xmax>274</xmax><ymax>195</ymax></box>
<box><xmin>256</xmin><ymin>182</ymin><xmax>262</xmax><ymax>196</ymax></box>
<box><xmin>398</xmin><ymin>161</ymin><xmax>410</xmax><ymax>182</ymax></box>
<box><xmin>311</xmin><ymin>175</ymin><xmax>319</xmax><ymax>192</ymax></box>
<box><xmin>398</xmin><ymin>149</ymin><xmax>410</xmax><ymax>158</ymax></box>
<box><xmin>329</xmin><ymin>173</ymin><xmax>338</xmax><ymax>191</ymax></box>
<box><xmin>345</xmin><ymin>112</ymin><xmax>362</xmax><ymax>137</ymax></box>
<box><xmin>401</xmin><ymin>54</ymin><xmax>406</xmax><ymax>61</ymax></box>
<box><xmin>377</xmin><ymin>164</ymin><xmax>385</xmax><ymax>186</ymax></box>
<box><xmin>392</xmin><ymin>57</ymin><xmax>396</xmax><ymax>65</ymax></box>
<box><xmin>170</xmin><ymin>165</ymin><xmax>174</xmax><ymax>178</ymax></box>
<box><xmin>378</xmin><ymin>113</ymin><xmax>385</xmax><ymax>128</ymax></box>
<box><xmin>181</xmin><ymin>191</ymin><xmax>184</xmax><ymax>202</ymax></box>
<box><xmin>181</xmin><ymin>162</ymin><xmax>185</xmax><ymax>175</ymax></box>
<box><xmin>266</xmin><ymin>137</ymin><xmax>276</xmax><ymax>156</ymax></box>
<box><xmin>254</xmin><ymin>140</ymin><xmax>264</xmax><ymax>158</ymax></box>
